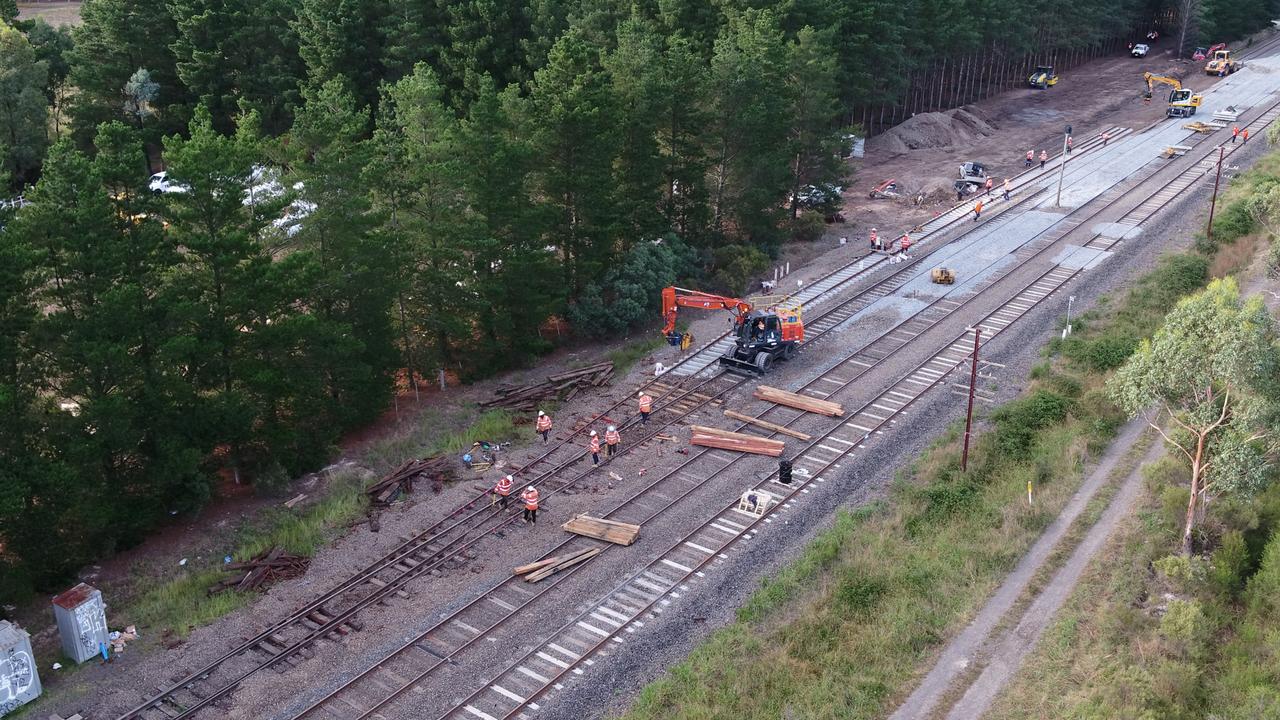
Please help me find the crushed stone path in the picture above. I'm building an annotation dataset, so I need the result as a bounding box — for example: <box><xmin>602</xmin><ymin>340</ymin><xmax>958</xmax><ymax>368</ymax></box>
<box><xmin>888</xmin><ymin>416</ymin><xmax>1156</xmax><ymax>720</ymax></box>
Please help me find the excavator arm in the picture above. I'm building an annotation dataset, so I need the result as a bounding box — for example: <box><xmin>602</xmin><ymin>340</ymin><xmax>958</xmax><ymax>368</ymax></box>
<box><xmin>1144</xmin><ymin>72</ymin><xmax>1182</xmax><ymax>96</ymax></box>
<box><xmin>661</xmin><ymin>286</ymin><xmax>753</xmax><ymax>336</ymax></box>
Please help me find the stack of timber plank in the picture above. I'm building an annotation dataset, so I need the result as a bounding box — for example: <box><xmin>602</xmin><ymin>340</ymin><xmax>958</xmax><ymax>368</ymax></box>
<box><xmin>209</xmin><ymin>547</ymin><xmax>310</xmax><ymax>594</ymax></box>
<box><xmin>562</xmin><ymin>514</ymin><xmax>641</xmax><ymax>545</ymax></box>
<box><xmin>722</xmin><ymin>409</ymin><xmax>810</xmax><ymax>440</ymax></box>
<box><xmin>512</xmin><ymin>547</ymin><xmax>604</xmax><ymax>582</ymax></box>
<box><xmin>366</xmin><ymin>456</ymin><xmax>451</xmax><ymax>507</ymax></box>
<box><xmin>754</xmin><ymin>385</ymin><xmax>843</xmax><ymax>416</ymax></box>
<box><xmin>480</xmin><ymin>362</ymin><xmax>614</xmax><ymax>411</ymax></box>
<box><xmin>689</xmin><ymin>425</ymin><xmax>785</xmax><ymax>457</ymax></box>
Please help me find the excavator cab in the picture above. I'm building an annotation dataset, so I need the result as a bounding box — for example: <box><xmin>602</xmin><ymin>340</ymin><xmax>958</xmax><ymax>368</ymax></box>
<box><xmin>660</xmin><ymin>286</ymin><xmax>803</xmax><ymax>376</ymax></box>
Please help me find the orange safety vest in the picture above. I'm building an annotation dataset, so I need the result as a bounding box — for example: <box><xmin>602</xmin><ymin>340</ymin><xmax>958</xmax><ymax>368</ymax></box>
<box><xmin>605</xmin><ymin>429</ymin><xmax>621</xmax><ymax>445</ymax></box>
<box><xmin>536</xmin><ymin>414</ymin><xmax>552</xmax><ymax>432</ymax></box>
<box><xmin>1233</xmin><ymin>126</ymin><xmax>1240</xmax><ymax>137</ymax></box>
<box><xmin>975</xmin><ymin>201</ymin><xmax>984</xmax><ymax>213</ymax></box>
<box><xmin>1026</xmin><ymin>150</ymin><xmax>1033</xmax><ymax>160</ymax></box>
<box><xmin>1040</xmin><ymin>151</ymin><xmax>1048</xmax><ymax>161</ymax></box>
<box><xmin>638</xmin><ymin>394</ymin><xmax>652</xmax><ymax>413</ymax></box>
<box><xmin>869</xmin><ymin>230</ymin><xmax>878</xmax><ymax>245</ymax></box>
<box><xmin>900</xmin><ymin>234</ymin><xmax>911</xmax><ymax>251</ymax></box>
<box><xmin>984</xmin><ymin>178</ymin><xmax>992</xmax><ymax>189</ymax></box>
<box><xmin>522</xmin><ymin>488</ymin><xmax>539</xmax><ymax>511</ymax></box>
<box><xmin>590</xmin><ymin>435</ymin><xmax>600</xmax><ymax>453</ymax></box>
<box><xmin>495</xmin><ymin>476</ymin><xmax>512</xmax><ymax>496</ymax></box>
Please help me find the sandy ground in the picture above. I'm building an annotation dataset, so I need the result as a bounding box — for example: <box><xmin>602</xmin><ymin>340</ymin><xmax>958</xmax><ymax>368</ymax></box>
<box><xmin>16</xmin><ymin>2</ymin><xmax>83</xmax><ymax>26</ymax></box>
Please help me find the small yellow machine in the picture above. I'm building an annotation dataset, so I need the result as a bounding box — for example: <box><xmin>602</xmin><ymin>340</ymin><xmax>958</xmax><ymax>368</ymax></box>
<box><xmin>931</xmin><ymin>268</ymin><xmax>956</xmax><ymax>285</ymax></box>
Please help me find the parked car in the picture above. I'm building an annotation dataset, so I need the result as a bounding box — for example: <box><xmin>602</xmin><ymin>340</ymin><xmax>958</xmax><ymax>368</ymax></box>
<box><xmin>1131</xmin><ymin>43</ymin><xmax>1150</xmax><ymax>58</ymax></box>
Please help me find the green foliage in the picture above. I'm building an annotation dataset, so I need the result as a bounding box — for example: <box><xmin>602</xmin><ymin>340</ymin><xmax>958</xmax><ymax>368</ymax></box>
<box><xmin>990</xmin><ymin>390</ymin><xmax>1073</xmax><ymax>460</ymax></box>
<box><xmin>607</xmin><ymin>337</ymin><xmax>666</xmax><ymax>375</ymax></box>
<box><xmin>709</xmin><ymin>244</ymin><xmax>771</xmax><ymax>294</ymax></box>
<box><xmin>0</xmin><ymin>21</ymin><xmax>49</xmax><ymax>184</ymax></box>
<box><xmin>1209</xmin><ymin>201</ymin><xmax>1256</xmax><ymax>246</ymax></box>
<box><xmin>568</xmin><ymin>236</ymin><xmax>698</xmax><ymax>338</ymax></box>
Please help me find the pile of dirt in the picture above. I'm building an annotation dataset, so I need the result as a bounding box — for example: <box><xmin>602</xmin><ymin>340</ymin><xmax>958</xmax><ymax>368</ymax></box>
<box><xmin>871</xmin><ymin>106</ymin><xmax>999</xmax><ymax>155</ymax></box>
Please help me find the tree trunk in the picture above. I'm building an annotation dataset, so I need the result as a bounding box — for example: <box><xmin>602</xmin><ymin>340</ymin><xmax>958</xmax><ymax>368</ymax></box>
<box><xmin>1181</xmin><ymin>433</ymin><xmax>1208</xmax><ymax>555</ymax></box>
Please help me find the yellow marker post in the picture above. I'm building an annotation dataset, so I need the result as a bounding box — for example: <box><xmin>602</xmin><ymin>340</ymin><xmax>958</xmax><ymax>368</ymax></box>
<box><xmin>1027</xmin><ymin>480</ymin><xmax>1034</xmax><ymax>506</ymax></box>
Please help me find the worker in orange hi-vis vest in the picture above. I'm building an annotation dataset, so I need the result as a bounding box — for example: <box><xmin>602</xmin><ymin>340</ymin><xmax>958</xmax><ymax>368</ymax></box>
<box><xmin>521</xmin><ymin>485</ymin><xmax>540</xmax><ymax>524</ymax></box>
<box><xmin>605</xmin><ymin>425</ymin><xmax>621</xmax><ymax>457</ymax></box>
<box><xmin>638</xmin><ymin>391</ymin><xmax>653</xmax><ymax>425</ymax></box>
<box><xmin>535</xmin><ymin>410</ymin><xmax>552</xmax><ymax>442</ymax></box>
<box><xmin>589</xmin><ymin>430</ymin><xmax>601</xmax><ymax>466</ymax></box>
<box><xmin>494</xmin><ymin>474</ymin><xmax>513</xmax><ymax>509</ymax></box>
<box><xmin>900</xmin><ymin>232</ymin><xmax>911</xmax><ymax>254</ymax></box>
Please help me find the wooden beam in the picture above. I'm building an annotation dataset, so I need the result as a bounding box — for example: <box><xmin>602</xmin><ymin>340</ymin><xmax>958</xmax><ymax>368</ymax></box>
<box><xmin>754</xmin><ymin>385</ymin><xmax>843</xmax><ymax>416</ymax></box>
<box><xmin>722</xmin><ymin>410</ymin><xmax>811</xmax><ymax>440</ymax></box>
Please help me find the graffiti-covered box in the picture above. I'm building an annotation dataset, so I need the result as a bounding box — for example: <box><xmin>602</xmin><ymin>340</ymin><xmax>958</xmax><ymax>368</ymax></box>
<box><xmin>0</xmin><ymin>621</ymin><xmax>41</xmax><ymax>717</ymax></box>
<box><xmin>52</xmin><ymin>583</ymin><xmax>109</xmax><ymax>665</ymax></box>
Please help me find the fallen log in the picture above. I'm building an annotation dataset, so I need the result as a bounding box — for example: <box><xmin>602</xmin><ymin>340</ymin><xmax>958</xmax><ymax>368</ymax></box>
<box><xmin>562</xmin><ymin>515</ymin><xmax>641</xmax><ymax>546</ymax></box>
<box><xmin>754</xmin><ymin>385</ymin><xmax>843</xmax><ymax>416</ymax></box>
<box><xmin>722</xmin><ymin>410</ymin><xmax>811</xmax><ymax>440</ymax></box>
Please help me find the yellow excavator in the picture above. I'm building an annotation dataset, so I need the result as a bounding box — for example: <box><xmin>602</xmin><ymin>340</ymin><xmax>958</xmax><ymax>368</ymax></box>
<box><xmin>1143</xmin><ymin>73</ymin><xmax>1203</xmax><ymax>119</ymax></box>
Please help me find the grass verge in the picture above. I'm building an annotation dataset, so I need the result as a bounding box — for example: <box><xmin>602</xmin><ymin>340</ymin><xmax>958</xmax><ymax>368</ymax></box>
<box><xmin>608</xmin><ymin>336</ymin><xmax>665</xmax><ymax>376</ymax></box>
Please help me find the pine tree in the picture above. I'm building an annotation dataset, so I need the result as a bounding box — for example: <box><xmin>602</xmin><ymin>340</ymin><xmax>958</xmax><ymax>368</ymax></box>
<box><xmin>67</xmin><ymin>0</ymin><xmax>186</xmax><ymax>145</ymax></box>
<box><xmin>603</xmin><ymin>12</ymin><xmax>667</xmax><ymax>245</ymax></box>
<box><xmin>295</xmin><ymin>0</ymin><xmax>386</xmax><ymax>110</ymax></box>
<box><xmin>288</xmin><ymin>76</ymin><xmax>398</xmax><ymax>428</ymax></box>
<box><xmin>22</xmin><ymin>19</ymin><xmax>74</xmax><ymax>138</ymax></box>
<box><xmin>525</xmin><ymin>27</ymin><xmax>620</xmax><ymax>292</ymax></box>
<box><xmin>0</xmin><ymin>22</ymin><xmax>49</xmax><ymax>185</ymax></box>
<box><xmin>785</xmin><ymin>26</ymin><xmax>844</xmax><ymax>219</ymax></box>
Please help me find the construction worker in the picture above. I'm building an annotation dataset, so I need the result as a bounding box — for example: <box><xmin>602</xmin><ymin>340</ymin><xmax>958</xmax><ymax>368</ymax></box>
<box><xmin>1002</xmin><ymin>178</ymin><xmax>1011</xmax><ymax>201</ymax></box>
<box><xmin>973</xmin><ymin>199</ymin><xmax>984</xmax><ymax>221</ymax></box>
<box><xmin>589</xmin><ymin>430</ymin><xmax>601</xmax><ymax>466</ymax></box>
<box><xmin>1243</xmin><ymin>128</ymin><xmax>1250</xmax><ymax>143</ymax></box>
<box><xmin>1025</xmin><ymin>149</ymin><xmax>1034</xmax><ymax>167</ymax></box>
<box><xmin>1232</xmin><ymin>125</ymin><xmax>1240</xmax><ymax>143</ymax></box>
<box><xmin>638</xmin><ymin>391</ymin><xmax>653</xmax><ymax>425</ymax></box>
<box><xmin>900</xmin><ymin>232</ymin><xmax>912</xmax><ymax>255</ymax></box>
<box><xmin>1066</xmin><ymin>135</ymin><xmax>1073</xmax><ymax>154</ymax></box>
<box><xmin>1102</xmin><ymin>131</ymin><xmax>1111</xmax><ymax>146</ymax></box>
<box><xmin>984</xmin><ymin>177</ymin><xmax>993</xmax><ymax>197</ymax></box>
<box><xmin>495</xmin><ymin>474</ymin><xmax>513</xmax><ymax>509</ymax></box>
<box><xmin>605</xmin><ymin>425</ymin><xmax>621</xmax><ymax>456</ymax></box>
<box><xmin>869</xmin><ymin>227</ymin><xmax>879</xmax><ymax>250</ymax></box>
<box><xmin>1039</xmin><ymin>150</ymin><xmax>1048</xmax><ymax>169</ymax></box>
<box><xmin>536</xmin><ymin>410</ymin><xmax>552</xmax><ymax>442</ymax></box>
<box><xmin>521</xmin><ymin>485</ymin><xmax>540</xmax><ymax>524</ymax></box>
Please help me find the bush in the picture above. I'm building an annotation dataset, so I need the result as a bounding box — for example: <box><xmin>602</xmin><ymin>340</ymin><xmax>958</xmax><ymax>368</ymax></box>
<box><xmin>989</xmin><ymin>390</ymin><xmax>1072</xmax><ymax>460</ymax></box>
<box><xmin>1208</xmin><ymin>201</ymin><xmax>1255</xmax><ymax>246</ymax></box>
<box><xmin>1066</xmin><ymin>333</ymin><xmax>1138</xmax><ymax>372</ymax></box>
<box><xmin>566</xmin><ymin>235</ymin><xmax>698</xmax><ymax>338</ymax></box>
<box><xmin>788</xmin><ymin>212</ymin><xmax>827</xmax><ymax>242</ymax></box>
<box><xmin>709</xmin><ymin>244</ymin><xmax>771</xmax><ymax>295</ymax></box>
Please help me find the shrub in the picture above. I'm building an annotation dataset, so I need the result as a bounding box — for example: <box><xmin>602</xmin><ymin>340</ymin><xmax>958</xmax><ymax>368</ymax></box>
<box><xmin>989</xmin><ymin>390</ymin><xmax>1072</xmax><ymax>460</ymax></box>
<box><xmin>567</xmin><ymin>235</ymin><xmax>698</xmax><ymax>338</ymax></box>
<box><xmin>709</xmin><ymin>244</ymin><xmax>771</xmax><ymax>295</ymax></box>
<box><xmin>1208</xmin><ymin>201</ymin><xmax>1255</xmax><ymax>246</ymax></box>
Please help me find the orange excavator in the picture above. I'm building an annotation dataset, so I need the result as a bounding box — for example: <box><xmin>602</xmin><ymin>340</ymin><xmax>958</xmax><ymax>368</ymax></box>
<box><xmin>661</xmin><ymin>286</ymin><xmax>804</xmax><ymax>375</ymax></box>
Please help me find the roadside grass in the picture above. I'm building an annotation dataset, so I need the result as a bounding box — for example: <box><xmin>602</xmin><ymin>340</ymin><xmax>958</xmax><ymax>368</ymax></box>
<box><xmin>621</xmin><ymin>145</ymin><xmax>1280</xmax><ymax>720</ymax></box>
<box><xmin>608</xmin><ymin>336</ymin><xmax>665</xmax><ymax>375</ymax></box>
<box><xmin>361</xmin><ymin>407</ymin><xmax>522</xmax><ymax>473</ymax></box>
<box><xmin>126</xmin><ymin>470</ymin><xmax>368</xmax><ymax>639</ymax></box>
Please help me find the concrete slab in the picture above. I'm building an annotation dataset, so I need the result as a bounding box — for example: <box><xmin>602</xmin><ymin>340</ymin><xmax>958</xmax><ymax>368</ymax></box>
<box><xmin>1052</xmin><ymin>245</ymin><xmax>1111</xmax><ymax>270</ymax></box>
<box><xmin>1092</xmin><ymin>222</ymin><xmax>1143</xmax><ymax>240</ymax></box>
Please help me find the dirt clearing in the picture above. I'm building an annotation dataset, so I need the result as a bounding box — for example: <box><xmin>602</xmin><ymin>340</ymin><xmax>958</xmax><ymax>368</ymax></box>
<box><xmin>17</xmin><ymin>2</ymin><xmax>82</xmax><ymax>26</ymax></box>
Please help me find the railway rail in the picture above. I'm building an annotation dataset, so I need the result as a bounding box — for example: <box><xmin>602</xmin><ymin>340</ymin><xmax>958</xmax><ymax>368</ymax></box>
<box><xmin>427</xmin><ymin>94</ymin><xmax>1280</xmax><ymax>720</ymax></box>
<box><xmin>116</xmin><ymin>127</ymin><xmax>1126</xmax><ymax>720</ymax></box>
<box><xmin>116</xmin><ymin>123</ymin><xmax>1132</xmax><ymax>720</ymax></box>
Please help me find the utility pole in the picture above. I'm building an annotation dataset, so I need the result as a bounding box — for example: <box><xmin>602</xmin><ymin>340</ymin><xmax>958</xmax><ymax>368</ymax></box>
<box><xmin>1207</xmin><ymin>144</ymin><xmax>1226</xmax><ymax>244</ymax></box>
<box><xmin>1055</xmin><ymin>124</ymin><xmax>1072</xmax><ymax>208</ymax></box>
<box><xmin>961</xmin><ymin>326</ymin><xmax>981</xmax><ymax>472</ymax></box>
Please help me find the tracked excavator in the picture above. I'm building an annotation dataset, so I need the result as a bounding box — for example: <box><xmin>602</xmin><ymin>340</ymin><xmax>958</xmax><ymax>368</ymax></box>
<box><xmin>1143</xmin><ymin>73</ymin><xmax>1203</xmax><ymax>118</ymax></box>
<box><xmin>661</xmin><ymin>286</ymin><xmax>804</xmax><ymax>375</ymax></box>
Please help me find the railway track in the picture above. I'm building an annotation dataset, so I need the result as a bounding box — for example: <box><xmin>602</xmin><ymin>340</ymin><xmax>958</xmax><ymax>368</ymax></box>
<box><xmin>115</xmin><ymin>128</ymin><xmax>1125</xmax><ymax>720</ymax></box>
<box><xmin>423</xmin><ymin>94</ymin><xmax>1280</xmax><ymax>720</ymax></box>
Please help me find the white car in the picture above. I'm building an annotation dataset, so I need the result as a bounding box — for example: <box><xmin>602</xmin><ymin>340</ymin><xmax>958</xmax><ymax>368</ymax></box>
<box><xmin>1131</xmin><ymin>43</ymin><xmax>1150</xmax><ymax>58</ymax></box>
<box><xmin>148</xmin><ymin>171</ymin><xmax>189</xmax><ymax>194</ymax></box>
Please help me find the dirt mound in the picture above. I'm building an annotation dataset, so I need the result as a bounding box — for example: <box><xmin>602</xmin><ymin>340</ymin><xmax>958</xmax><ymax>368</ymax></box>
<box><xmin>870</xmin><ymin>107</ymin><xmax>999</xmax><ymax>155</ymax></box>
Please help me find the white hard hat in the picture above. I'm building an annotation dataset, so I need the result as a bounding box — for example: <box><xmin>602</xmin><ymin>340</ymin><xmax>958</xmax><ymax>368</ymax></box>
<box><xmin>590</xmin><ymin>429</ymin><xmax>597</xmax><ymax>435</ymax></box>
<box><xmin>608</xmin><ymin>425</ymin><xmax>616</xmax><ymax>431</ymax></box>
<box><xmin>506</xmin><ymin>474</ymin><xmax>513</xmax><ymax>481</ymax></box>
<box><xmin>638</xmin><ymin>391</ymin><xmax>644</xmax><ymax>398</ymax></box>
<box><xmin>872</xmin><ymin>227</ymin><xmax>877</xmax><ymax>231</ymax></box>
<box><xmin>538</xmin><ymin>410</ymin><xmax>544</xmax><ymax>416</ymax></box>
